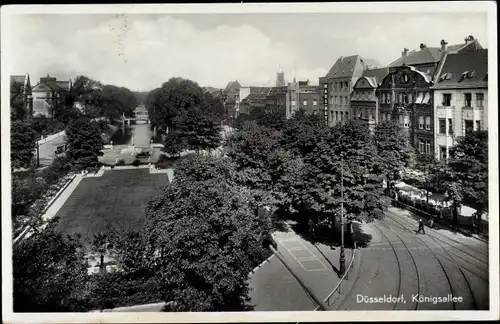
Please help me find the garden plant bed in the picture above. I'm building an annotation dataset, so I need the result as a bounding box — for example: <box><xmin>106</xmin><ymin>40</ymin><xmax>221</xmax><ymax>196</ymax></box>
<box><xmin>54</xmin><ymin>169</ymin><xmax>169</xmax><ymax>245</ymax></box>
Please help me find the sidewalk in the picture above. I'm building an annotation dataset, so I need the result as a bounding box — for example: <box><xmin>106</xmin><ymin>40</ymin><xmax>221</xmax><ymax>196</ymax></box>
<box><xmin>248</xmin><ymin>223</ymin><xmax>360</xmax><ymax>311</ymax></box>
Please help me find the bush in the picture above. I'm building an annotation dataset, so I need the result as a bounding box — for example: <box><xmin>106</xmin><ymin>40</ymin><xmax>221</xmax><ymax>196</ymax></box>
<box><xmin>116</xmin><ymin>159</ymin><xmax>126</xmax><ymax>166</ymax></box>
<box><xmin>131</xmin><ymin>159</ymin><xmax>141</xmax><ymax>167</ymax></box>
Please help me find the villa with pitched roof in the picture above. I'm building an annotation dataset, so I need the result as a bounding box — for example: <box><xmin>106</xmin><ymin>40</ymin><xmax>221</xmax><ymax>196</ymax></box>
<box><xmin>431</xmin><ymin>49</ymin><xmax>488</xmax><ymax>160</ymax></box>
<box><xmin>31</xmin><ymin>74</ymin><xmax>72</xmax><ymax>117</ymax></box>
<box><xmin>319</xmin><ymin>55</ymin><xmax>382</xmax><ymax>126</ymax></box>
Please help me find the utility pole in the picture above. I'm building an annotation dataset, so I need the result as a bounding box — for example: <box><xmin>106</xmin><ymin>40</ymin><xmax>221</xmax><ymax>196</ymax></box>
<box><xmin>339</xmin><ymin>154</ymin><xmax>346</xmax><ymax>278</ymax></box>
<box><xmin>36</xmin><ymin>142</ymin><xmax>40</xmax><ymax>168</ymax></box>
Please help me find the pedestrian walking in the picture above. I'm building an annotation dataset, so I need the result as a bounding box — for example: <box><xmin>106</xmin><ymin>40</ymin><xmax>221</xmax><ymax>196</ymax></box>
<box><xmin>308</xmin><ymin>218</ymin><xmax>316</xmax><ymax>241</ymax></box>
<box><xmin>416</xmin><ymin>218</ymin><xmax>426</xmax><ymax>234</ymax></box>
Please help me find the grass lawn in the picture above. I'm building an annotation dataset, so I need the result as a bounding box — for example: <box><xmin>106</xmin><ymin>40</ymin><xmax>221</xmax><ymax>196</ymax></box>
<box><xmin>55</xmin><ymin>169</ymin><xmax>169</xmax><ymax>244</ymax></box>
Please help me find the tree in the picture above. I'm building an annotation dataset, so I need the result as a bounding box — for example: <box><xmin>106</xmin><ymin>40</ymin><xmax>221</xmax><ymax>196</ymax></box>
<box><xmin>92</xmin><ymin>231</ymin><xmax>111</xmax><ymax>273</ymax></box>
<box><xmin>144</xmin><ymin>155</ymin><xmax>273</xmax><ymax>311</ymax></box>
<box><xmin>167</xmin><ymin>107</ymin><xmax>222</xmax><ymax>154</ymax></box>
<box><xmin>146</xmin><ymin>78</ymin><xmax>205</xmax><ymax>134</ymax></box>
<box><xmin>11</xmin><ymin>80</ymin><xmax>27</xmax><ymax>120</ymax></box>
<box><xmin>65</xmin><ymin>117</ymin><xmax>104</xmax><ymax>168</ymax></box>
<box><xmin>296</xmin><ymin>120</ymin><xmax>389</xmax><ymax>227</ymax></box>
<box><xmin>373</xmin><ymin>120</ymin><xmax>412</xmax><ymax>192</ymax></box>
<box><xmin>13</xmin><ymin>222</ymin><xmax>91</xmax><ymax>312</ymax></box>
<box><xmin>70</xmin><ymin>75</ymin><xmax>103</xmax><ymax>108</ymax></box>
<box><xmin>281</xmin><ymin>108</ymin><xmax>327</xmax><ymax>158</ymax></box>
<box><xmin>11</xmin><ymin>120</ymin><xmax>37</xmax><ymax>169</ymax></box>
<box><xmin>446</xmin><ymin>130</ymin><xmax>488</xmax><ymax>230</ymax></box>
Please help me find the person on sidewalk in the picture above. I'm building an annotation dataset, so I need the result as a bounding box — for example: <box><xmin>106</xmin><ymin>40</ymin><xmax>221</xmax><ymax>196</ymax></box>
<box><xmin>428</xmin><ymin>218</ymin><xmax>434</xmax><ymax>229</ymax></box>
<box><xmin>308</xmin><ymin>218</ymin><xmax>316</xmax><ymax>241</ymax></box>
<box><xmin>416</xmin><ymin>218</ymin><xmax>426</xmax><ymax>234</ymax></box>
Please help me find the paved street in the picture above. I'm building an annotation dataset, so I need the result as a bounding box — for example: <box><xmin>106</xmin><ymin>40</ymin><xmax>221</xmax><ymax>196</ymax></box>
<box><xmin>37</xmin><ymin>133</ymin><xmax>66</xmax><ymax>166</ymax></box>
<box><xmin>335</xmin><ymin>207</ymin><xmax>489</xmax><ymax>311</ymax></box>
<box><xmin>248</xmin><ymin>223</ymin><xmax>359</xmax><ymax>311</ymax></box>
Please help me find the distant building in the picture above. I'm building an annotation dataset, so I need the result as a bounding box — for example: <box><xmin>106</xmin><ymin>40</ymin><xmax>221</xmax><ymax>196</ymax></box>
<box><xmin>351</xmin><ymin>67</ymin><xmax>390</xmax><ymax>132</ymax></box>
<box><xmin>134</xmin><ymin>104</ymin><xmax>149</xmax><ymax>120</ymax></box>
<box><xmin>319</xmin><ymin>55</ymin><xmax>380</xmax><ymax>126</ymax></box>
<box><xmin>238</xmin><ymin>87</ymin><xmax>272</xmax><ymax>115</ymax></box>
<box><xmin>431</xmin><ymin>49</ymin><xmax>488</xmax><ymax>160</ymax></box>
<box><xmin>10</xmin><ymin>73</ymin><xmax>32</xmax><ymax>119</ymax></box>
<box><xmin>276</xmin><ymin>68</ymin><xmax>286</xmax><ymax>87</ymax></box>
<box><xmin>222</xmin><ymin>80</ymin><xmax>241</xmax><ymax>119</ymax></box>
<box><xmin>31</xmin><ymin>74</ymin><xmax>72</xmax><ymax>118</ymax></box>
<box><xmin>264</xmin><ymin>79</ymin><xmax>319</xmax><ymax>119</ymax></box>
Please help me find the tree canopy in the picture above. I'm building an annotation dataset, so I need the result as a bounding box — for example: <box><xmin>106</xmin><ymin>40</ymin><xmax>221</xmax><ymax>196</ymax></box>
<box><xmin>11</xmin><ymin>120</ymin><xmax>37</xmax><ymax>169</ymax></box>
<box><xmin>143</xmin><ymin>155</ymin><xmax>272</xmax><ymax>311</ymax></box>
<box><xmin>65</xmin><ymin>117</ymin><xmax>104</xmax><ymax>168</ymax></box>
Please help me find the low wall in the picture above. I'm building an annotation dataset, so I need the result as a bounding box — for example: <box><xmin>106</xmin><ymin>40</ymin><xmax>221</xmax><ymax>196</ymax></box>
<box><xmin>37</xmin><ymin>130</ymin><xmax>65</xmax><ymax>145</ymax></box>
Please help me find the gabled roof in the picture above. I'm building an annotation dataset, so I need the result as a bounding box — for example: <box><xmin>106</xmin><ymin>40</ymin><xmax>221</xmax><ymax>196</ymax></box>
<box><xmin>389</xmin><ymin>47</ymin><xmax>444</xmax><ymax>67</ymax></box>
<box><xmin>241</xmin><ymin>93</ymin><xmax>268</xmax><ymax>104</ymax></box>
<box><xmin>361</xmin><ymin>58</ymin><xmax>383</xmax><ymax>69</ymax></box>
<box><xmin>361</xmin><ymin>67</ymin><xmax>390</xmax><ymax>86</ymax></box>
<box><xmin>223</xmin><ymin>80</ymin><xmax>241</xmax><ymax>94</ymax></box>
<box><xmin>431</xmin><ymin>49</ymin><xmax>488</xmax><ymax>89</ymax></box>
<box><xmin>326</xmin><ymin>55</ymin><xmax>363</xmax><ymax>78</ymax></box>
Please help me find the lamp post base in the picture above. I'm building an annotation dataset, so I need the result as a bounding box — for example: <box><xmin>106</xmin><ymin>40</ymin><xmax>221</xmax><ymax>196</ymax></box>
<box><xmin>339</xmin><ymin>247</ymin><xmax>346</xmax><ymax>278</ymax></box>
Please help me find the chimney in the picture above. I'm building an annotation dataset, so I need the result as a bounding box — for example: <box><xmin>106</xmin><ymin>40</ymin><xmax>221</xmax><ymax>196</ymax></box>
<box><xmin>419</xmin><ymin>43</ymin><xmax>427</xmax><ymax>51</ymax></box>
<box><xmin>440</xmin><ymin>39</ymin><xmax>448</xmax><ymax>51</ymax></box>
<box><xmin>465</xmin><ymin>35</ymin><xmax>475</xmax><ymax>45</ymax></box>
<box><xmin>402</xmin><ymin>48</ymin><xmax>409</xmax><ymax>57</ymax></box>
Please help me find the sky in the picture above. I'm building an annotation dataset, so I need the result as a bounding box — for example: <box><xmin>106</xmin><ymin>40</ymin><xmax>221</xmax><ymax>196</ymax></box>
<box><xmin>5</xmin><ymin>10</ymin><xmax>489</xmax><ymax>92</ymax></box>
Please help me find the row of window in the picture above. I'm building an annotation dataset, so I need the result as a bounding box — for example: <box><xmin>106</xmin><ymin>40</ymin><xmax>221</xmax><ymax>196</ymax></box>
<box><xmin>438</xmin><ymin>118</ymin><xmax>480</xmax><ymax>135</ymax></box>
<box><xmin>417</xmin><ymin>116</ymin><xmax>432</xmax><ymax>130</ymax></box>
<box><xmin>328</xmin><ymin>110</ymin><xmax>349</xmax><ymax>122</ymax></box>
<box><xmin>379</xmin><ymin>91</ymin><xmax>431</xmax><ymax>105</ymax></box>
<box><xmin>324</xmin><ymin>81</ymin><xmax>349</xmax><ymax>91</ymax></box>
<box><xmin>441</xmin><ymin>93</ymin><xmax>484</xmax><ymax>107</ymax></box>
<box><xmin>291</xmin><ymin>100</ymin><xmax>318</xmax><ymax>106</ymax></box>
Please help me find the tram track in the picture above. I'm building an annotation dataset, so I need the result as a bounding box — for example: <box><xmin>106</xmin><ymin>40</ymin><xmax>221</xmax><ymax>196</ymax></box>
<box><xmin>382</xmin><ymin>214</ymin><xmax>487</xmax><ymax>309</ymax></box>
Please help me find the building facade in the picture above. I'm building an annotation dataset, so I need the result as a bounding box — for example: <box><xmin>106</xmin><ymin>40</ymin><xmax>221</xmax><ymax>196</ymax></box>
<box><xmin>10</xmin><ymin>74</ymin><xmax>33</xmax><ymax>118</ymax></box>
<box><xmin>264</xmin><ymin>80</ymin><xmax>319</xmax><ymax>119</ymax></box>
<box><xmin>377</xmin><ymin>66</ymin><xmax>434</xmax><ymax>154</ymax></box>
<box><xmin>31</xmin><ymin>74</ymin><xmax>72</xmax><ymax>117</ymax></box>
<box><xmin>351</xmin><ymin>67</ymin><xmax>390</xmax><ymax>132</ymax></box>
<box><xmin>431</xmin><ymin>49</ymin><xmax>488</xmax><ymax>160</ymax></box>
<box><xmin>222</xmin><ymin>80</ymin><xmax>241</xmax><ymax>120</ymax></box>
<box><xmin>319</xmin><ymin>55</ymin><xmax>380</xmax><ymax>126</ymax></box>
<box><xmin>238</xmin><ymin>87</ymin><xmax>272</xmax><ymax>115</ymax></box>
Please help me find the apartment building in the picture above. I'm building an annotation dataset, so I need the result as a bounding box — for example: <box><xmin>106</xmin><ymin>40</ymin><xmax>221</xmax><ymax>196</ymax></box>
<box><xmin>265</xmin><ymin>79</ymin><xmax>319</xmax><ymax>119</ymax></box>
<box><xmin>377</xmin><ymin>66</ymin><xmax>434</xmax><ymax>154</ymax></box>
<box><xmin>319</xmin><ymin>55</ymin><xmax>381</xmax><ymax>126</ymax></box>
<box><xmin>431</xmin><ymin>49</ymin><xmax>488</xmax><ymax>160</ymax></box>
<box><xmin>238</xmin><ymin>87</ymin><xmax>272</xmax><ymax>115</ymax></box>
<box><xmin>351</xmin><ymin>67</ymin><xmax>390</xmax><ymax>132</ymax></box>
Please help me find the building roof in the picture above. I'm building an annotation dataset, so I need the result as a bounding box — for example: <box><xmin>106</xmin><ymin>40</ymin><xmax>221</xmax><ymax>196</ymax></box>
<box><xmin>361</xmin><ymin>58</ymin><xmax>383</xmax><ymax>69</ymax></box>
<box><xmin>268</xmin><ymin>86</ymin><xmax>288</xmax><ymax>96</ymax></box>
<box><xmin>32</xmin><ymin>81</ymin><xmax>65</xmax><ymax>92</ymax></box>
<box><xmin>326</xmin><ymin>55</ymin><xmax>363</xmax><ymax>78</ymax></box>
<box><xmin>389</xmin><ymin>39</ymin><xmax>483</xmax><ymax>68</ymax></box>
<box><xmin>431</xmin><ymin>49</ymin><xmax>488</xmax><ymax>89</ymax></box>
<box><xmin>361</xmin><ymin>67</ymin><xmax>390</xmax><ymax>86</ymax></box>
<box><xmin>248</xmin><ymin>86</ymin><xmax>272</xmax><ymax>95</ymax></box>
<box><xmin>222</xmin><ymin>80</ymin><xmax>241</xmax><ymax>95</ymax></box>
<box><xmin>241</xmin><ymin>93</ymin><xmax>268</xmax><ymax>104</ymax></box>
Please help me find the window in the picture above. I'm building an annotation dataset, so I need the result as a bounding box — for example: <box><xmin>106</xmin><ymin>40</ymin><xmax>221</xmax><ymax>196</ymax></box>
<box><xmin>340</xmin><ymin>111</ymin><xmax>344</xmax><ymax>121</ymax></box>
<box><xmin>476</xmin><ymin>120</ymin><xmax>481</xmax><ymax>131</ymax></box>
<box><xmin>345</xmin><ymin>112</ymin><xmax>349</xmax><ymax>119</ymax></box>
<box><xmin>439</xmin><ymin>118</ymin><xmax>446</xmax><ymax>134</ymax></box>
<box><xmin>335</xmin><ymin>111</ymin><xmax>339</xmax><ymax>121</ymax></box>
<box><xmin>419</xmin><ymin>141</ymin><xmax>425</xmax><ymax>153</ymax></box>
<box><xmin>464</xmin><ymin>93</ymin><xmax>472</xmax><ymax>107</ymax></box>
<box><xmin>443</xmin><ymin>93</ymin><xmax>452</xmax><ymax>106</ymax></box>
<box><xmin>303</xmin><ymin>100</ymin><xmax>308</xmax><ymax>106</ymax></box>
<box><xmin>344</xmin><ymin>82</ymin><xmax>348</xmax><ymax>89</ymax></box>
<box><xmin>339</xmin><ymin>82</ymin><xmax>343</xmax><ymax>90</ymax></box>
<box><xmin>386</xmin><ymin>114</ymin><xmax>391</xmax><ymax>121</ymax></box>
<box><xmin>426</xmin><ymin>142</ymin><xmax>431</xmax><ymax>154</ymax></box>
<box><xmin>439</xmin><ymin>146</ymin><xmax>447</xmax><ymax>160</ymax></box>
<box><xmin>419</xmin><ymin>116</ymin><xmax>424</xmax><ymax>129</ymax></box>
<box><xmin>324</xmin><ymin>94</ymin><xmax>328</xmax><ymax>99</ymax></box>
<box><xmin>476</xmin><ymin>93</ymin><xmax>484</xmax><ymax>107</ymax></box>
<box><xmin>465</xmin><ymin>120</ymin><xmax>473</xmax><ymax>136</ymax></box>
<box><xmin>425</xmin><ymin>116</ymin><xmax>431</xmax><ymax>130</ymax></box>
<box><xmin>291</xmin><ymin>100</ymin><xmax>296</xmax><ymax>106</ymax></box>
<box><xmin>313</xmin><ymin>99</ymin><xmax>317</xmax><ymax>106</ymax></box>
<box><xmin>448</xmin><ymin>118</ymin><xmax>453</xmax><ymax>135</ymax></box>
<box><xmin>404</xmin><ymin>115</ymin><xmax>410</xmax><ymax>128</ymax></box>
<box><xmin>324</xmin><ymin>84</ymin><xmax>328</xmax><ymax>88</ymax></box>
<box><xmin>403</xmin><ymin>93</ymin><xmax>409</xmax><ymax>104</ymax></box>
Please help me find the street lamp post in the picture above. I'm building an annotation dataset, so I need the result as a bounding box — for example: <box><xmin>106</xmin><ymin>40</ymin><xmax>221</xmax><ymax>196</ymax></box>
<box><xmin>339</xmin><ymin>155</ymin><xmax>346</xmax><ymax>278</ymax></box>
<box><xmin>36</xmin><ymin>142</ymin><xmax>40</xmax><ymax>168</ymax></box>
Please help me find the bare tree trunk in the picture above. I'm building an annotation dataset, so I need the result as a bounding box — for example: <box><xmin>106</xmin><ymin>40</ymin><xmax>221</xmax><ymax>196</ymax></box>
<box><xmin>100</xmin><ymin>253</ymin><xmax>105</xmax><ymax>273</ymax></box>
